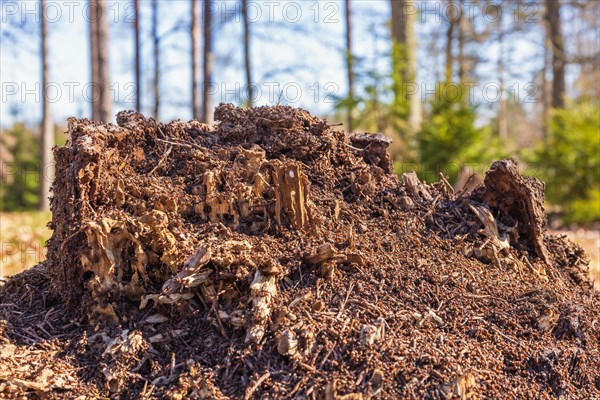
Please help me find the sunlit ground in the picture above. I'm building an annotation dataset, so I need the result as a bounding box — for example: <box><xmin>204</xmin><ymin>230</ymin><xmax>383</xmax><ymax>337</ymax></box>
<box><xmin>1</xmin><ymin>212</ymin><xmax>599</xmax><ymax>289</ymax></box>
<box><xmin>0</xmin><ymin>212</ymin><xmax>51</xmax><ymax>277</ymax></box>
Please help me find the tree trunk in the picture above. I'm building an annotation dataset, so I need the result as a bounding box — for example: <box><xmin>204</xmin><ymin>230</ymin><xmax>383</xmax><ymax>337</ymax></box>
<box><xmin>390</xmin><ymin>0</ymin><xmax>407</xmax><ymax>51</ymax></box>
<box><xmin>498</xmin><ymin>14</ymin><xmax>508</xmax><ymax>140</ymax></box>
<box><xmin>96</xmin><ymin>0</ymin><xmax>111</xmax><ymax>122</ymax></box>
<box><xmin>191</xmin><ymin>0</ymin><xmax>200</xmax><ymax>119</ymax></box>
<box><xmin>545</xmin><ymin>0</ymin><xmax>566</xmax><ymax>109</ymax></box>
<box><xmin>445</xmin><ymin>18</ymin><xmax>454</xmax><ymax>84</ymax></box>
<box><xmin>152</xmin><ymin>0</ymin><xmax>160</xmax><ymax>120</ymax></box>
<box><xmin>344</xmin><ymin>0</ymin><xmax>353</xmax><ymax>131</ymax></box>
<box><xmin>39</xmin><ymin>0</ymin><xmax>53</xmax><ymax>211</ymax></box>
<box><xmin>202</xmin><ymin>0</ymin><xmax>214</xmax><ymax>123</ymax></box>
<box><xmin>541</xmin><ymin>35</ymin><xmax>551</xmax><ymax>140</ymax></box>
<box><xmin>242</xmin><ymin>0</ymin><xmax>253</xmax><ymax>107</ymax></box>
<box><xmin>390</xmin><ymin>0</ymin><xmax>420</xmax><ymax>132</ymax></box>
<box><xmin>134</xmin><ymin>0</ymin><xmax>141</xmax><ymax>112</ymax></box>
<box><xmin>407</xmin><ymin>12</ymin><xmax>421</xmax><ymax>132</ymax></box>
<box><xmin>458</xmin><ymin>8</ymin><xmax>466</xmax><ymax>83</ymax></box>
<box><xmin>89</xmin><ymin>0</ymin><xmax>99</xmax><ymax>120</ymax></box>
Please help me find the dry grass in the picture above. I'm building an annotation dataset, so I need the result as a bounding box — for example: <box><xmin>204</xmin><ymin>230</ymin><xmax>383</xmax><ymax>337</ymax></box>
<box><xmin>0</xmin><ymin>212</ymin><xmax>51</xmax><ymax>277</ymax></box>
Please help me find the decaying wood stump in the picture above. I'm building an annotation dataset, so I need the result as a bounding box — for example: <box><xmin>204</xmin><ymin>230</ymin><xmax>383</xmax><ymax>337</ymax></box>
<box><xmin>45</xmin><ymin>105</ymin><xmax>398</xmax><ymax>336</ymax></box>
<box><xmin>5</xmin><ymin>105</ymin><xmax>597</xmax><ymax>399</ymax></box>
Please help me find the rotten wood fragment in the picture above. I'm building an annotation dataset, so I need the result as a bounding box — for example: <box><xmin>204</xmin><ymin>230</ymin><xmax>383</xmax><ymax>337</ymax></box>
<box><xmin>196</xmin><ymin>148</ymin><xmax>319</xmax><ymax>233</ymax></box>
<box><xmin>402</xmin><ymin>172</ymin><xmax>433</xmax><ymax>202</ymax></box>
<box><xmin>468</xmin><ymin>204</ymin><xmax>509</xmax><ymax>250</ymax></box>
<box><xmin>304</xmin><ymin>244</ymin><xmax>337</xmax><ymax>266</ymax></box>
<box><xmin>276</xmin><ymin>329</ymin><xmax>298</xmax><ymax>356</ymax></box>
<box><xmin>471</xmin><ymin>159</ymin><xmax>551</xmax><ymax>264</ymax></box>
<box><xmin>398</xmin><ymin>195</ymin><xmax>414</xmax><ymax>210</ymax></box>
<box><xmin>245</xmin><ymin>269</ymin><xmax>278</xmax><ymax>343</ymax></box>
<box><xmin>161</xmin><ymin>246</ymin><xmax>212</xmax><ymax>295</ymax></box>
<box><xmin>80</xmin><ymin>217</ymin><xmax>150</xmax><ymax>319</ymax></box>
<box><xmin>349</xmin><ymin>132</ymin><xmax>393</xmax><ymax>173</ymax></box>
<box><xmin>268</xmin><ymin>160</ymin><xmax>313</xmax><ymax>231</ymax></box>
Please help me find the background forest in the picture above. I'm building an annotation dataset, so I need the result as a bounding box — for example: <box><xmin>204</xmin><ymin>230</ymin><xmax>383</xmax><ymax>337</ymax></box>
<box><xmin>1</xmin><ymin>0</ymin><xmax>599</xmax><ymax>227</ymax></box>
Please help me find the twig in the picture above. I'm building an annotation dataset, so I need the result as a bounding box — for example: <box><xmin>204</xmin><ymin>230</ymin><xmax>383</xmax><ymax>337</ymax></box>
<box><xmin>244</xmin><ymin>371</ymin><xmax>270</xmax><ymax>400</ymax></box>
<box><xmin>318</xmin><ymin>342</ymin><xmax>337</xmax><ymax>369</ymax></box>
<box><xmin>461</xmin><ymin>264</ymin><xmax>477</xmax><ymax>282</ymax></box>
<box><xmin>149</xmin><ymin>145</ymin><xmax>172</xmax><ymax>175</ymax></box>
<box><xmin>343</xmin><ymin>142</ymin><xmax>364</xmax><ymax>152</ymax></box>
<box><xmin>155</xmin><ymin>137</ymin><xmax>204</xmax><ymax>150</ymax></box>
<box><xmin>336</xmin><ymin>283</ymin><xmax>354</xmax><ymax>319</ymax></box>
<box><xmin>455</xmin><ymin>173</ymin><xmax>476</xmax><ymax>199</ymax></box>
<box><xmin>211</xmin><ymin>281</ymin><xmax>229</xmax><ymax>340</ymax></box>
<box><xmin>488</xmin><ymin>323</ymin><xmax>520</xmax><ymax>346</ymax></box>
<box><xmin>155</xmin><ymin>138</ymin><xmax>193</xmax><ymax>148</ymax></box>
<box><xmin>439</xmin><ymin>172</ymin><xmax>455</xmax><ymax>195</ymax></box>
<box><xmin>299</xmin><ymin>362</ymin><xmax>316</xmax><ymax>372</ymax></box>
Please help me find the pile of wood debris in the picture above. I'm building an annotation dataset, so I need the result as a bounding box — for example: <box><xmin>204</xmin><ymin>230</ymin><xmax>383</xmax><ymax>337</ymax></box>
<box><xmin>1</xmin><ymin>105</ymin><xmax>598</xmax><ymax>399</ymax></box>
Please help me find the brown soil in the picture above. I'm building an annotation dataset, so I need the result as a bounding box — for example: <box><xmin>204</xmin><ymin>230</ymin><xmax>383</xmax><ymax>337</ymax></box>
<box><xmin>1</xmin><ymin>105</ymin><xmax>598</xmax><ymax>399</ymax></box>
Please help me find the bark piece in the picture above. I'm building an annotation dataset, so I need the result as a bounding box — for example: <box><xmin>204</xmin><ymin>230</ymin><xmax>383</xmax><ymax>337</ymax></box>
<box><xmin>359</xmin><ymin>317</ymin><xmax>385</xmax><ymax>347</ymax></box>
<box><xmin>276</xmin><ymin>329</ymin><xmax>298</xmax><ymax>356</ymax></box>
<box><xmin>450</xmin><ymin>371</ymin><xmax>476</xmax><ymax>400</ymax></box>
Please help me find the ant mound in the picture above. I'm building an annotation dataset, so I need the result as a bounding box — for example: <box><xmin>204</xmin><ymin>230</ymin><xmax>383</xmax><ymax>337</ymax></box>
<box><xmin>1</xmin><ymin>104</ymin><xmax>598</xmax><ymax>399</ymax></box>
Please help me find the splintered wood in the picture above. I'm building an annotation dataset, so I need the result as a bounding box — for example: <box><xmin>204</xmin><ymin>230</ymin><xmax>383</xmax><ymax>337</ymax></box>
<box><xmin>472</xmin><ymin>159</ymin><xmax>551</xmax><ymax>264</ymax></box>
<box><xmin>402</xmin><ymin>172</ymin><xmax>433</xmax><ymax>202</ymax></box>
<box><xmin>198</xmin><ymin>147</ymin><xmax>317</xmax><ymax>231</ymax></box>
<box><xmin>269</xmin><ymin>161</ymin><xmax>312</xmax><ymax>231</ymax></box>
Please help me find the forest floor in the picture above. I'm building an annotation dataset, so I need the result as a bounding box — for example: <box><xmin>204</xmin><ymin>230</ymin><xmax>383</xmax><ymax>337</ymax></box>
<box><xmin>0</xmin><ymin>106</ymin><xmax>599</xmax><ymax>398</ymax></box>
